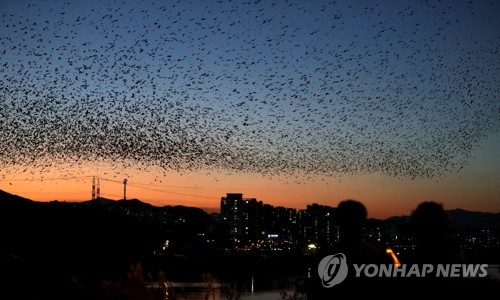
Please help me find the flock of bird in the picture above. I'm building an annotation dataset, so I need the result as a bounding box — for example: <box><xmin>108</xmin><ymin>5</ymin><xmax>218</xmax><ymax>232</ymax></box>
<box><xmin>0</xmin><ymin>0</ymin><xmax>498</xmax><ymax>181</ymax></box>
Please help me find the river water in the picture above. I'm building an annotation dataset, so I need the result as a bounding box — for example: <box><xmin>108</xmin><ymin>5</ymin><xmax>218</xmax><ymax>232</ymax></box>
<box><xmin>145</xmin><ymin>254</ymin><xmax>311</xmax><ymax>299</ymax></box>
<box><xmin>146</xmin><ymin>272</ymin><xmax>308</xmax><ymax>300</ymax></box>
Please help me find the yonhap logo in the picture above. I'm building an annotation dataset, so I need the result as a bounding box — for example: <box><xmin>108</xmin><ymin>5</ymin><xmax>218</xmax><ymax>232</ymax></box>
<box><xmin>318</xmin><ymin>253</ymin><xmax>348</xmax><ymax>288</ymax></box>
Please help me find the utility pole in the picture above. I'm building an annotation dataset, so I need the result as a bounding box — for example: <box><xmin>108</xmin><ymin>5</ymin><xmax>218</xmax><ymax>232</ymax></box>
<box><xmin>92</xmin><ymin>176</ymin><xmax>96</xmax><ymax>201</ymax></box>
<box><xmin>123</xmin><ymin>178</ymin><xmax>127</xmax><ymax>200</ymax></box>
<box><xmin>96</xmin><ymin>178</ymin><xmax>100</xmax><ymax>199</ymax></box>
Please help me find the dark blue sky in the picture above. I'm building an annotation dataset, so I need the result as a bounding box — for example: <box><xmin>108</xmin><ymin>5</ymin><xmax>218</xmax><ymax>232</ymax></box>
<box><xmin>1</xmin><ymin>0</ymin><xmax>499</xmax><ymax>181</ymax></box>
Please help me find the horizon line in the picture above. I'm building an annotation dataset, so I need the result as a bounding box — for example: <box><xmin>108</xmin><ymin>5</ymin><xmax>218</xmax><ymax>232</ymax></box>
<box><xmin>1</xmin><ymin>188</ymin><xmax>498</xmax><ymax>219</ymax></box>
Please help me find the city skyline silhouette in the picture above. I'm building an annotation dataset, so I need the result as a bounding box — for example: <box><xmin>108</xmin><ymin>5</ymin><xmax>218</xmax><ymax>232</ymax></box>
<box><xmin>1</xmin><ymin>187</ymin><xmax>499</xmax><ymax>299</ymax></box>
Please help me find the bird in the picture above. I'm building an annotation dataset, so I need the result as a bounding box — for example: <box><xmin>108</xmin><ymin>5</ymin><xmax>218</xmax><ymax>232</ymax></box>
<box><xmin>0</xmin><ymin>0</ymin><xmax>498</xmax><ymax>184</ymax></box>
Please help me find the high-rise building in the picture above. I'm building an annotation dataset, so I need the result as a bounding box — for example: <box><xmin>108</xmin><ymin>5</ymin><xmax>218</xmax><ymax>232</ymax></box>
<box><xmin>220</xmin><ymin>194</ymin><xmax>338</xmax><ymax>246</ymax></box>
<box><xmin>221</xmin><ymin>193</ymin><xmax>243</xmax><ymax>236</ymax></box>
<box><xmin>262</xmin><ymin>204</ymin><xmax>275</xmax><ymax>235</ymax></box>
<box><xmin>220</xmin><ymin>193</ymin><xmax>263</xmax><ymax>238</ymax></box>
<box><xmin>270</xmin><ymin>206</ymin><xmax>299</xmax><ymax>240</ymax></box>
<box><xmin>300</xmin><ymin>203</ymin><xmax>338</xmax><ymax>247</ymax></box>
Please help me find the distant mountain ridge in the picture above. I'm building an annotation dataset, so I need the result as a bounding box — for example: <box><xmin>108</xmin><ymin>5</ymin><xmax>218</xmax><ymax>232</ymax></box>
<box><xmin>385</xmin><ymin>208</ymin><xmax>500</xmax><ymax>230</ymax></box>
<box><xmin>81</xmin><ymin>197</ymin><xmax>116</xmax><ymax>206</ymax></box>
<box><xmin>0</xmin><ymin>188</ymin><xmax>216</xmax><ymax>262</ymax></box>
<box><xmin>0</xmin><ymin>188</ymin><xmax>214</xmax><ymax>230</ymax></box>
<box><xmin>0</xmin><ymin>188</ymin><xmax>221</xmax><ymax>298</ymax></box>
<box><xmin>1</xmin><ymin>189</ymin><xmax>499</xmax><ymax>230</ymax></box>
<box><xmin>0</xmin><ymin>189</ymin><xmax>200</xmax><ymax>211</ymax></box>
<box><xmin>0</xmin><ymin>189</ymin><xmax>33</xmax><ymax>205</ymax></box>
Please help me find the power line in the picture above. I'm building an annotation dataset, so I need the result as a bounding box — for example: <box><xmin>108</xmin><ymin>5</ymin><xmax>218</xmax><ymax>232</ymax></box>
<box><xmin>97</xmin><ymin>177</ymin><xmax>198</xmax><ymax>190</ymax></box>
<box><xmin>95</xmin><ymin>177</ymin><xmax>215</xmax><ymax>199</ymax></box>
<box><xmin>1</xmin><ymin>175</ymin><xmax>219</xmax><ymax>200</ymax></box>
<box><xmin>98</xmin><ymin>177</ymin><xmax>123</xmax><ymax>184</ymax></box>
<box><xmin>128</xmin><ymin>182</ymin><xmax>200</xmax><ymax>189</ymax></box>
<box><xmin>125</xmin><ymin>183</ymin><xmax>218</xmax><ymax>199</ymax></box>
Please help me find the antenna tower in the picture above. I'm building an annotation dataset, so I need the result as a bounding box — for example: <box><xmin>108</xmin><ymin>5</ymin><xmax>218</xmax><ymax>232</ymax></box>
<box><xmin>92</xmin><ymin>176</ymin><xmax>96</xmax><ymax>201</ymax></box>
<box><xmin>123</xmin><ymin>178</ymin><xmax>127</xmax><ymax>200</ymax></box>
<box><xmin>96</xmin><ymin>177</ymin><xmax>100</xmax><ymax>199</ymax></box>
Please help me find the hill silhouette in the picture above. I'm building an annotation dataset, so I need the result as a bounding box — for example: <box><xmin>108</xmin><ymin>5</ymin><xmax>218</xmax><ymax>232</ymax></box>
<box><xmin>0</xmin><ymin>189</ymin><xmax>216</xmax><ymax>299</ymax></box>
<box><xmin>385</xmin><ymin>208</ymin><xmax>500</xmax><ymax>230</ymax></box>
<box><xmin>81</xmin><ymin>197</ymin><xmax>116</xmax><ymax>206</ymax></box>
<box><xmin>0</xmin><ymin>189</ymin><xmax>34</xmax><ymax>206</ymax></box>
<box><xmin>447</xmin><ymin>209</ymin><xmax>500</xmax><ymax>230</ymax></box>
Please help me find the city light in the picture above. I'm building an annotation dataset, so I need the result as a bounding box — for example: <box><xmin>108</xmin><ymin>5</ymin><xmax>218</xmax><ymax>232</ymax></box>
<box><xmin>386</xmin><ymin>248</ymin><xmax>401</xmax><ymax>267</ymax></box>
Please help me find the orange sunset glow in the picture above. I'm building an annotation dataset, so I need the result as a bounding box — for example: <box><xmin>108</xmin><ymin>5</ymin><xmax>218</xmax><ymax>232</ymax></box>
<box><xmin>1</xmin><ymin>0</ymin><xmax>499</xmax><ymax>222</ymax></box>
<box><xmin>2</xmin><ymin>133</ymin><xmax>498</xmax><ymax>219</ymax></box>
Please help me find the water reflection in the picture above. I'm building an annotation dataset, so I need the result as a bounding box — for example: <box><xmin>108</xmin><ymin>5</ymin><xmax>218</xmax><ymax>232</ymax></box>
<box><xmin>148</xmin><ymin>273</ymin><xmax>306</xmax><ymax>300</ymax></box>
